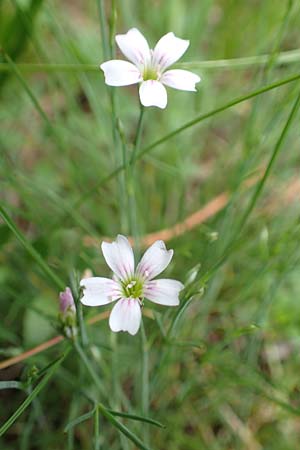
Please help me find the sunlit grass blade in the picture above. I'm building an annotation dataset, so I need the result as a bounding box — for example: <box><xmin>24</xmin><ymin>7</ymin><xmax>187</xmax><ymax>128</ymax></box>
<box><xmin>0</xmin><ymin>205</ymin><xmax>65</xmax><ymax>290</ymax></box>
<box><xmin>0</xmin><ymin>381</ymin><xmax>24</xmax><ymax>390</ymax></box>
<box><xmin>0</xmin><ymin>348</ymin><xmax>70</xmax><ymax>436</ymax></box>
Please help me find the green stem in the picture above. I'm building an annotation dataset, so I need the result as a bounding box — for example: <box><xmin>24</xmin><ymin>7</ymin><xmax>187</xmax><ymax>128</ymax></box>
<box><xmin>70</xmin><ymin>272</ymin><xmax>88</xmax><ymax>347</ymax></box>
<box><xmin>74</xmin><ymin>341</ymin><xmax>104</xmax><ymax>395</ymax></box>
<box><xmin>127</xmin><ymin>104</ymin><xmax>146</xmax><ymax>251</ymax></box>
<box><xmin>96</xmin><ymin>0</ymin><xmax>110</xmax><ymax>60</ymax></box>
<box><xmin>94</xmin><ymin>406</ymin><xmax>100</xmax><ymax>450</ymax></box>
<box><xmin>71</xmin><ymin>71</ymin><xmax>300</xmax><ymax>210</ymax></box>
<box><xmin>1</xmin><ymin>48</ymin><xmax>300</xmax><ymax>73</ymax></box>
<box><xmin>140</xmin><ymin>320</ymin><xmax>150</xmax><ymax>444</ymax></box>
<box><xmin>97</xmin><ymin>0</ymin><xmax>127</xmax><ymax>231</ymax></box>
<box><xmin>137</xmin><ymin>73</ymin><xmax>300</xmax><ymax>161</ymax></box>
<box><xmin>201</xmin><ymin>85</ymin><xmax>300</xmax><ymax>285</ymax></box>
<box><xmin>238</xmin><ymin>87</ymin><xmax>300</xmax><ymax>233</ymax></box>
<box><xmin>140</xmin><ymin>321</ymin><xmax>149</xmax><ymax>415</ymax></box>
<box><xmin>131</xmin><ymin>105</ymin><xmax>145</xmax><ymax>164</ymax></box>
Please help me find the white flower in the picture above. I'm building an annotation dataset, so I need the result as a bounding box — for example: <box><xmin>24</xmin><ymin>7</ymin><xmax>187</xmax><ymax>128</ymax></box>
<box><xmin>100</xmin><ymin>28</ymin><xmax>201</xmax><ymax>109</ymax></box>
<box><xmin>80</xmin><ymin>235</ymin><xmax>184</xmax><ymax>336</ymax></box>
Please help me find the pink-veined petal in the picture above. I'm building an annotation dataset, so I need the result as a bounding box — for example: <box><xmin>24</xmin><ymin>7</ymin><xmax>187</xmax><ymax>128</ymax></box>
<box><xmin>136</xmin><ymin>240</ymin><xmax>173</xmax><ymax>280</ymax></box>
<box><xmin>100</xmin><ymin>60</ymin><xmax>142</xmax><ymax>86</ymax></box>
<box><xmin>152</xmin><ymin>32</ymin><xmax>189</xmax><ymax>71</ymax></box>
<box><xmin>144</xmin><ymin>279</ymin><xmax>184</xmax><ymax>306</ymax></box>
<box><xmin>161</xmin><ymin>69</ymin><xmax>200</xmax><ymax>91</ymax></box>
<box><xmin>139</xmin><ymin>80</ymin><xmax>167</xmax><ymax>109</ymax></box>
<box><xmin>109</xmin><ymin>298</ymin><xmax>141</xmax><ymax>335</ymax></box>
<box><xmin>115</xmin><ymin>28</ymin><xmax>151</xmax><ymax>68</ymax></box>
<box><xmin>80</xmin><ymin>277</ymin><xmax>121</xmax><ymax>306</ymax></box>
<box><xmin>101</xmin><ymin>235</ymin><xmax>134</xmax><ymax>281</ymax></box>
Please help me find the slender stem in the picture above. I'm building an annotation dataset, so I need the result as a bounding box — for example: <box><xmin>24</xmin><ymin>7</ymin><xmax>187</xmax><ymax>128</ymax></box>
<box><xmin>74</xmin><ymin>341</ymin><xmax>104</xmax><ymax>395</ymax></box>
<box><xmin>140</xmin><ymin>320</ymin><xmax>150</xmax><ymax>444</ymax></box>
<box><xmin>131</xmin><ymin>105</ymin><xmax>145</xmax><ymax>164</ymax></box>
<box><xmin>137</xmin><ymin>73</ymin><xmax>300</xmax><ymax>161</ymax></box>
<box><xmin>96</xmin><ymin>0</ymin><xmax>110</xmax><ymax>60</ymax></box>
<box><xmin>71</xmin><ymin>71</ymin><xmax>300</xmax><ymax>210</ymax></box>
<box><xmin>109</xmin><ymin>0</ymin><xmax>117</xmax><ymax>58</ymax></box>
<box><xmin>94</xmin><ymin>406</ymin><xmax>100</xmax><ymax>450</ymax></box>
<box><xmin>77</xmin><ymin>302</ymin><xmax>88</xmax><ymax>346</ymax></box>
<box><xmin>238</xmin><ymin>87</ymin><xmax>300</xmax><ymax>233</ymax></box>
<box><xmin>140</xmin><ymin>321</ymin><xmax>149</xmax><ymax>415</ymax></box>
<box><xmin>200</xmin><ymin>85</ymin><xmax>300</xmax><ymax>285</ymax></box>
<box><xmin>70</xmin><ymin>272</ymin><xmax>88</xmax><ymax>347</ymax></box>
<box><xmin>1</xmin><ymin>48</ymin><xmax>300</xmax><ymax>72</ymax></box>
<box><xmin>96</xmin><ymin>0</ymin><xmax>127</xmax><ymax>231</ymax></box>
<box><xmin>127</xmin><ymin>104</ymin><xmax>146</xmax><ymax>251</ymax></box>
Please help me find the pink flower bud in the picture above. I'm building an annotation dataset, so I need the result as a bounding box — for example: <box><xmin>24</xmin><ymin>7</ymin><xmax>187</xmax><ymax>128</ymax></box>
<box><xmin>59</xmin><ymin>287</ymin><xmax>76</xmax><ymax>314</ymax></box>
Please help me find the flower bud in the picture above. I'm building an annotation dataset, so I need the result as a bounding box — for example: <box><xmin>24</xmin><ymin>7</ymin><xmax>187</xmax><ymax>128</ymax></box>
<box><xmin>58</xmin><ymin>287</ymin><xmax>77</xmax><ymax>339</ymax></box>
<box><xmin>59</xmin><ymin>287</ymin><xmax>76</xmax><ymax>315</ymax></box>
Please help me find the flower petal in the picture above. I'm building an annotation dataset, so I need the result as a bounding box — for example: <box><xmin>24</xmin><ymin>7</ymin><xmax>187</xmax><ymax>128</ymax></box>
<box><xmin>144</xmin><ymin>279</ymin><xmax>184</xmax><ymax>306</ymax></box>
<box><xmin>136</xmin><ymin>240</ymin><xmax>173</xmax><ymax>280</ymax></box>
<box><xmin>161</xmin><ymin>69</ymin><xmax>200</xmax><ymax>91</ymax></box>
<box><xmin>139</xmin><ymin>80</ymin><xmax>167</xmax><ymax>109</ymax></box>
<box><xmin>100</xmin><ymin>60</ymin><xmax>142</xmax><ymax>86</ymax></box>
<box><xmin>115</xmin><ymin>28</ymin><xmax>150</xmax><ymax>68</ymax></box>
<box><xmin>109</xmin><ymin>298</ymin><xmax>141</xmax><ymax>335</ymax></box>
<box><xmin>80</xmin><ymin>277</ymin><xmax>121</xmax><ymax>306</ymax></box>
<box><xmin>152</xmin><ymin>32</ymin><xmax>189</xmax><ymax>71</ymax></box>
<box><xmin>101</xmin><ymin>235</ymin><xmax>134</xmax><ymax>281</ymax></box>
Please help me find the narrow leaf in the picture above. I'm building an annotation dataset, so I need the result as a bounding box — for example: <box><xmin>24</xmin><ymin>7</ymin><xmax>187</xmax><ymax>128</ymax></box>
<box><xmin>0</xmin><ymin>349</ymin><xmax>70</xmax><ymax>436</ymax></box>
<box><xmin>64</xmin><ymin>408</ymin><xmax>96</xmax><ymax>432</ymax></box>
<box><xmin>97</xmin><ymin>403</ymin><xmax>153</xmax><ymax>450</ymax></box>
<box><xmin>108</xmin><ymin>409</ymin><xmax>165</xmax><ymax>429</ymax></box>
<box><xmin>74</xmin><ymin>72</ymin><xmax>300</xmax><ymax>207</ymax></box>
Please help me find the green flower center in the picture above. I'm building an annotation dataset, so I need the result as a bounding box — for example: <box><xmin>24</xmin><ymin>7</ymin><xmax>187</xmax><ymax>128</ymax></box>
<box><xmin>121</xmin><ymin>277</ymin><xmax>144</xmax><ymax>299</ymax></box>
<box><xmin>143</xmin><ymin>66</ymin><xmax>158</xmax><ymax>81</ymax></box>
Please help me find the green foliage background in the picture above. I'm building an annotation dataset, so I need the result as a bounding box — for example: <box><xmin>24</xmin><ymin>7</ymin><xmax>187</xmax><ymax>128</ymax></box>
<box><xmin>1</xmin><ymin>0</ymin><xmax>300</xmax><ymax>449</ymax></box>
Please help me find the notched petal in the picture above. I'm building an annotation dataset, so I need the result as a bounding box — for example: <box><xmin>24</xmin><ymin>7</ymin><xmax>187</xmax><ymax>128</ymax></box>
<box><xmin>101</xmin><ymin>235</ymin><xmax>135</xmax><ymax>281</ymax></box>
<box><xmin>161</xmin><ymin>69</ymin><xmax>201</xmax><ymax>91</ymax></box>
<box><xmin>80</xmin><ymin>277</ymin><xmax>121</xmax><ymax>306</ymax></box>
<box><xmin>109</xmin><ymin>298</ymin><xmax>142</xmax><ymax>335</ymax></box>
<box><xmin>136</xmin><ymin>240</ymin><xmax>173</xmax><ymax>279</ymax></box>
<box><xmin>115</xmin><ymin>28</ymin><xmax>150</xmax><ymax>67</ymax></box>
<box><xmin>100</xmin><ymin>60</ymin><xmax>142</xmax><ymax>86</ymax></box>
<box><xmin>144</xmin><ymin>279</ymin><xmax>184</xmax><ymax>306</ymax></box>
<box><xmin>139</xmin><ymin>80</ymin><xmax>167</xmax><ymax>109</ymax></box>
<box><xmin>153</xmin><ymin>32</ymin><xmax>189</xmax><ymax>71</ymax></box>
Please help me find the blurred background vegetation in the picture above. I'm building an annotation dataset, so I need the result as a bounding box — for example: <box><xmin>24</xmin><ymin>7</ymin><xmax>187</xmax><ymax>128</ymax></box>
<box><xmin>1</xmin><ymin>0</ymin><xmax>300</xmax><ymax>449</ymax></box>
